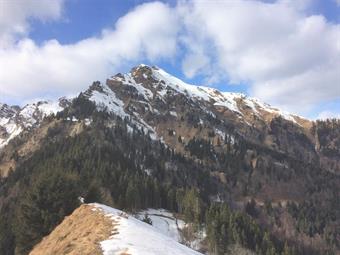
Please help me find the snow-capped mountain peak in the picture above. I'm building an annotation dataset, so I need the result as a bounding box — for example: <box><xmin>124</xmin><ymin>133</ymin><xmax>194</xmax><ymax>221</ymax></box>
<box><xmin>0</xmin><ymin>64</ymin><xmax>311</xmax><ymax>151</ymax></box>
<box><xmin>151</xmin><ymin>66</ymin><xmax>306</xmax><ymax>122</ymax></box>
<box><xmin>105</xmin><ymin>64</ymin><xmax>307</xmax><ymax>126</ymax></box>
<box><xmin>0</xmin><ymin>98</ymin><xmax>69</xmax><ymax>148</ymax></box>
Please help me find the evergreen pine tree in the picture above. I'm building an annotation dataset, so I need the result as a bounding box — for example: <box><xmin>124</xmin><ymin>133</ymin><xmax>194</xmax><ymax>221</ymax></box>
<box><xmin>14</xmin><ymin>171</ymin><xmax>80</xmax><ymax>254</ymax></box>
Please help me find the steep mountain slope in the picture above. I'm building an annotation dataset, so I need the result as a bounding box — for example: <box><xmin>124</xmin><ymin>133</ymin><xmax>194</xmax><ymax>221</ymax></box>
<box><xmin>0</xmin><ymin>98</ymin><xmax>74</xmax><ymax>176</ymax></box>
<box><xmin>82</xmin><ymin>64</ymin><xmax>337</xmax><ymax>174</ymax></box>
<box><xmin>29</xmin><ymin>203</ymin><xmax>202</xmax><ymax>255</ymax></box>
<box><xmin>2</xmin><ymin>64</ymin><xmax>336</xmax><ymax>174</ymax></box>
<box><xmin>0</xmin><ymin>65</ymin><xmax>339</xmax><ymax>255</ymax></box>
<box><xmin>0</xmin><ymin>65</ymin><xmax>310</xmax><ymax>148</ymax></box>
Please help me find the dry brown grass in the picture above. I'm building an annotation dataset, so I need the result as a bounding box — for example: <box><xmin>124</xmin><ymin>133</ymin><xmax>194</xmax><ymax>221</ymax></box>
<box><xmin>29</xmin><ymin>204</ymin><xmax>116</xmax><ymax>255</ymax></box>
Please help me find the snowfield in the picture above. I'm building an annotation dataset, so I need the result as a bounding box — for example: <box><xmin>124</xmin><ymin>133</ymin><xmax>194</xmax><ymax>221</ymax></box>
<box><xmin>136</xmin><ymin>208</ymin><xmax>185</xmax><ymax>242</ymax></box>
<box><xmin>136</xmin><ymin>209</ymin><xmax>206</xmax><ymax>251</ymax></box>
<box><xmin>91</xmin><ymin>203</ymin><xmax>203</xmax><ymax>255</ymax></box>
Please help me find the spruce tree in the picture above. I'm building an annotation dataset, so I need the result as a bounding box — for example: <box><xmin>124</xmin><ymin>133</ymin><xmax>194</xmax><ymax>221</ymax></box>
<box><xmin>14</xmin><ymin>170</ymin><xmax>80</xmax><ymax>254</ymax></box>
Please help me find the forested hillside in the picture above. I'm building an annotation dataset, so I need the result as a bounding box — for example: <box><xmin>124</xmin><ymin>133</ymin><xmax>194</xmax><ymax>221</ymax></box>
<box><xmin>0</xmin><ymin>66</ymin><xmax>339</xmax><ymax>255</ymax></box>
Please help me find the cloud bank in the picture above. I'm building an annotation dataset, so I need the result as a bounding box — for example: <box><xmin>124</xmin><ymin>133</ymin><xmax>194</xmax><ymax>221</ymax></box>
<box><xmin>0</xmin><ymin>0</ymin><xmax>339</xmax><ymax>118</ymax></box>
<box><xmin>0</xmin><ymin>0</ymin><xmax>64</xmax><ymax>47</ymax></box>
<box><xmin>0</xmin><ymin>1</ymin><xmax>178</xmax><ymax>101</ymax></box>
<box><xmin>178</xmin><ymin>1</ymin><xmax>340</xmax><ymax>114</ymax></box>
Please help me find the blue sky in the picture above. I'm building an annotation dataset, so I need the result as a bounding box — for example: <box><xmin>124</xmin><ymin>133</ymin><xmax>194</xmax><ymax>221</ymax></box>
<box><xmin>29</xmin><ymin>0</ymin><xmax>340</xmax><ymax>44</ymax></box>
<box><xmin>30</xmin><ymin>0</ymin><xmax>135</xmax><ymax>45</ymax></box>
<box><xmin>0</xmin><ymin>0</ymin><xmax>339</xmax><ymax>119</ymax></box>
<box><xmin>28</xmin><ymin>0</ymin><xmax>208</xmax><ymax>88</ymax></box>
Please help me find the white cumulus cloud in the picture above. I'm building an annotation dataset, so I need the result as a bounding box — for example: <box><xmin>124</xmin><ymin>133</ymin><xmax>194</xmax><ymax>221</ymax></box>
<box><xmin>0</xmin><ymin>0</ymin><xmax>64</xmax><ymax>47</ymax></box>
<box><xmin>0</xmin><ymin>0</ymin><xmax>339</xmax><ymax>118</ymax></box>
<box><xmin>178</xmin><ymin>0</ymin><xmax>340</xmax><ymax>115</ymax></box>
<box><xmin>0</xmin><ymin>1</ymin><xmax>178</xmax><ymax>101</ymax></box>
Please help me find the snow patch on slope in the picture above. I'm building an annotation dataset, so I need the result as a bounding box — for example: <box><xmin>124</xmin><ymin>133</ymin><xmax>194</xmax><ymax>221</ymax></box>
<box><xmin>153</xmin><ymin>68</ymin><xmax>211</xmax><ymax>101</ymax></box>
<box><xmin>90</xmin><ymin>83</ymin><xmax>128</xmax><ymax>119</ymax></box>
<box><xmin>91</xmin><ymin>203</ymin><xmax>202</xmax><ymax>255</ymax></box>
<box><xmin>19</xmin><ymin>101</ymin><xmax>63</xmax><ymax>126</ymax></box>
<box><xmin>0</xmin><ymin>100</ymin><xmax>65</xmax><ymax>148</ymax></box>
<box><xmin>124</xmin><ymin>73</ymin><xmax>153</xmax><ymax>100</ymax></box>
<box><xmin>38</xmin><ymin>101</ymin><xmax>63</xmax><ymax>116</ymax></box>
<box><xmin>112</xmin><ymin>72</ymin><xmax>153</xmax><ymax>101</ymax></box>
<box><xmin>152</xmin><ymin>67</ymin><xmax>243</xmax><ymax>115</ymax></box>
<box><xmin>136</xmin><ymin>209</ymin><xmax>185</xmax><ymax>243</ymax></box>
<box><xmin>215</xmin><ymin>92</ymin><xmax>242</xmax><ymax>114</ymax></box>
<box><xmin>151</xmin><ymin>66</ymin><xmax>301</xmax><ymax>123</ymax></box>
<box><xmin>0</xmin><ymin>124</ymin><xmax>22</xmax><ymax>148</ymax></box>
<box><xmin>89</xmin><ymin>83</ymin><xmax>159</xmax><ymax>140</ymax></box>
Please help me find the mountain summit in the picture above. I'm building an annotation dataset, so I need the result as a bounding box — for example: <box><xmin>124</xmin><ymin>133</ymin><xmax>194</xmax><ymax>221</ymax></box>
<box><xmin>0</xmin><ymin>65</ymin><xmax>339</xmax><ymax>255</ymax></box>
<box><xmin>0</xmin><ymin>64</ymin><xmax>308</xmax><ymax>149</ymax></box>
<box><xmin>0</xmin><ymin>65</ymin><xmax>339</xmax><ymax>176</ymax></box>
